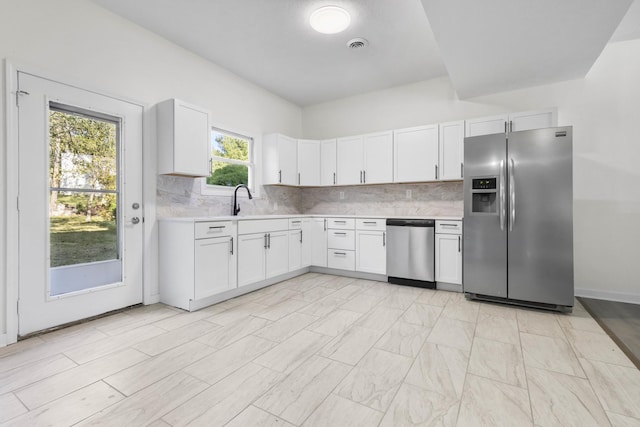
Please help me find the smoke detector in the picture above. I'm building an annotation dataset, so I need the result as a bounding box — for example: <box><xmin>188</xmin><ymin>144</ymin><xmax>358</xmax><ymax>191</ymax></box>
<box><xmin>347</xmin><ymin>38</ymin><xmax>369</xmax><ymax>49</ymax></box>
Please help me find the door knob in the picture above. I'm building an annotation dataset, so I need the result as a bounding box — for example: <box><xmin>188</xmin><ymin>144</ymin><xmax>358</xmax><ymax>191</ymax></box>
<box><xmin>131</xmin><ymin>217</ymin><xmax>140</xmax><ymax>225</ymax></box>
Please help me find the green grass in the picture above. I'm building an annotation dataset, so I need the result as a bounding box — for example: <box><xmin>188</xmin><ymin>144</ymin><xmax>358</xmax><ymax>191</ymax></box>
<box><xmin>50</xmin><ymin>215</ymin><xmax>117</xmax><ymax>267</ymax></box>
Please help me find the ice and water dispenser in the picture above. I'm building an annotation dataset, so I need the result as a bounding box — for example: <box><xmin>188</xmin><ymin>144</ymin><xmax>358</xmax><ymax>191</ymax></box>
<box><xmin>471</xmin><ymin>177</ymin><xmax>498</xmax><ymax>214</ymax></box>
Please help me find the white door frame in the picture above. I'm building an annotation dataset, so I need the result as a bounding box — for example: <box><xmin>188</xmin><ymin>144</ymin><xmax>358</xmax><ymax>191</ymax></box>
<box><xmin>3</xmin><ymin>59</ymin><xmax>158</xmax><ymax>345</ymax></box>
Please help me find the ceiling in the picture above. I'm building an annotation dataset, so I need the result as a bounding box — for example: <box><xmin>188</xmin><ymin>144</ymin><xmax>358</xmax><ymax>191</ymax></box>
<box><xmin>91</xmin><ymin>0</ymin><xmax>637</xmax><ymax>106</ymax></box>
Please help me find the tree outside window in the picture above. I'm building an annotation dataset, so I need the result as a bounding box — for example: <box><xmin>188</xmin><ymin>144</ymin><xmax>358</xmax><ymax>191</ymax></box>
<box><xmin>207</xmin><ymin>129</ymin><xmax>253</xmax><ymax>189</ymax></box>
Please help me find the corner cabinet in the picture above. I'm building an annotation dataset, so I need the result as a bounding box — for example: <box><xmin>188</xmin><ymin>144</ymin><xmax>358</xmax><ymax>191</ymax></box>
<box><xmin>159</xmin><ymin>220</ymin><xmax>237</xmax><ymax>311</ymax></box>
<box><xmin>263</xmin><ymin>134</ymin><xmax>298</xmax><ymax>185</ymax></box>
<box><xmin>435</xmin><ymin>220</ymin><xmax>463</xmax><ymax>291</ymax></box>
<box><xmin>311</xmin><ymin>218</ymin><xmax>328</xmax><ymax>267</ymax></box>
<box><xmin>297</xmin><ymin>140</ymin><xmax>321</xmax><ymax>186</ymax></box>
<box><xmin>157</xmin><ymin>99</ymin><xmax>211</xmax><ymax>177</ymax></box>
<box><xmin>320</xmin><ymin>139</ymin><xmax>337</xmax><ymax>186</ymax></box>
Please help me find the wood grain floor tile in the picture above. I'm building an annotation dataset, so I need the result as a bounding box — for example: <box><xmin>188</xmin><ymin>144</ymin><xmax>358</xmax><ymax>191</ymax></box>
<box><xmin>527</xmin><ymin>366</ymin><xmax>611</xmax><ymax>427</ymax></box>
<box><xmin>457</xmin><ymin>374</ymin><xmax>533</xmax><ymax>427</ymax></box>
<box><xmin>254</xmin><ymin>330</ymin><xmax>331</xmax><ymax>374</ymax></box>
<box><xmin>195</xmin><ymin>315</ymin><xmax>270</xmax><ymax>349</ymax></box>
<box><xmin>374</xmin><ymin>321</ymin><xmax>431</xmax><ymax>358</ymax></box>
<box><xmin>7</xmin><ymin>381</ymin><xmax>124</xmax><ymax>427</ymax></box>
<box><xmin>162</xmin><ymin>363</ymin><xmax>282</xmax><ymax>427</ymax></box>
<box><xmin>16</xmin><ymin>348</ymin><xmax>148</xmax><ymax>410</ymax></box>
<box><xmin>319</xmin><ymin>326</ymin><xmax>385</xmax><ymax>365</ymax></box>
<box><xmin>104</xmin><ymin>340</ymin><xmax>215</xmax><ymax>395</ymax></box>
<box><xmin>254</xmin><ymin>355</ymin><xmax>352</xmax><ymax>425</ymax></box>
<box><xmin>356</xmin><ymin>306</ymin><xmax>405</xmax><ymax>332</ymax></box>
<box><xmin>78</xmin><ymin>372</ymin><xmax>207</xmax><ymax>426</ymax></box>
<box><xmin>468</xmin><ymin>337</ymin><xmax>526</xmax><ymax>388</ymax></box>
<box><xmin>134</xmin><ymin>319</ymin><xmax>220</xmax><ymax>356</ymax></box>
<box><xmin>335</xmin><ymin>348</ymin><xmax>413</xmax><ymax>412</ymax></box>
<box><xmin>183</xmin><ymin>335</ymin><xmax>276</xmax><ymax>385</ymax></box>
<box><xmin>302</xmin><ymin>394</ymin><xmax>383</xmax><ymax>427</ymax></box>
<box><xmin>580</xmin><ymin>358</ymin><xmax>640</xmax><ymax>419</ymax></box>
<box><xmin>475</xmin><ymin>312</ymin><xmax>520</xmax><ymax>345</ymax></box>
<box><xmin>225</xmin><ymin>405</ymin><xmax>295</xmax><ymax>427</ymax></box>
<box><xmin>306</xmin><ymin>309</ymin><xmax>362</xmax><ymax>336</ymax></box>
<box><xmin>0</xmin><ymin>393</ymin><xmax>27</xmax><ymax>423</ymax></box>
<box><xmin>254</xmin><ymin>312</ymin><xmax>319</xmax><ymax>343</ymax></box>
<box><xmin>401</xmin><ymin>303</ymin><xmax>442</xmax><ymax>327</ymax></box>
<box><xmin>379</xmin><ymin>382</ymin><xmax>459</xmax><ymax>427</ymax></box>
<box><xmin>0</xmin><ymin>353</ymin><xmax>77</xmax><ymax>395</ymax></box>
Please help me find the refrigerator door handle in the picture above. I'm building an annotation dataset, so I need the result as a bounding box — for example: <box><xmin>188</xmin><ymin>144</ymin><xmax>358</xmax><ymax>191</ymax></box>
<box><xmin>499</xmin><ymin>160</ymin><xmax>506</xmax><ymax>231</ymax></box>
<box><xmin>509</xmin><ymin>158</ymin><xmax>516</xmax><ymax>231</ymax></box>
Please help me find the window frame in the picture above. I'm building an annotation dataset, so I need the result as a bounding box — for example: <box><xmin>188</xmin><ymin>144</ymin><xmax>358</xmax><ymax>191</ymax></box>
<box><xmin>200</xmin><ymin>126</ymin><xmax>256</xmax><ymax>197</ymax></box>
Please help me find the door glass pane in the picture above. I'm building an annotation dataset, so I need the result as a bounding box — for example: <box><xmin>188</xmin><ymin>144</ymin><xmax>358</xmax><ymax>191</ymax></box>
<box><xmin>49</xmin><ymin>106</ymin><xmax>121</xmax><ymax>295</ymax></box>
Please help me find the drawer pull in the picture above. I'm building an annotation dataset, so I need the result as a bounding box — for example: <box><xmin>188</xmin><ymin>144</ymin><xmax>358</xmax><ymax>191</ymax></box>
<box><xmin>440</xmin><ymin>224</ymin><xmax>459</xmax><ymax>227</ymax></box>
<box><xmin>363</xmin><ymin>221</ymin><xmax>377</xmax><ymax>225</ymax></box>
<box><xmin>334</xmin><ymin>252</ymin><xmax>347</xmax><ymax>256</ymax></box>
<box><xmin>334</xmin><ymin>220</ymin><xmax>347</xmax><ymax>224</ymax></box>
<box><xmin>333</xmin><ymin>232</ymin><xmax>347</xmax><ymax>235</ymax></box>
<box><xmin>208</xmin><ymin>226</ymin><xmax>225</xmax><ymax>230</ymax></box>
<box><xmin>291</xmin><ymin>220</ymin><xmax>301</xmax><ymax>224</ymax></box>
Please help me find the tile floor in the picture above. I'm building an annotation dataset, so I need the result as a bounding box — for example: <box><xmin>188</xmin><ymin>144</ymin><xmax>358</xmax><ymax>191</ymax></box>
<box><xmin>1</xmin><ymin>273</ymin><xmax>639</xmax><ymax>426</ymax></box>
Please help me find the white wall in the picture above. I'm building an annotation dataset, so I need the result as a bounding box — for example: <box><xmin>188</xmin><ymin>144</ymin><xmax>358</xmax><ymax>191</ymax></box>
<box><xmin>0</xmin><ymin>0</ymin><xmax>301</xmax><ymax>342</ymax></box>
<box><xmin>302</xmin><ymin>39</ymin><xmax>640</xmax><ymax>303</ymax></box>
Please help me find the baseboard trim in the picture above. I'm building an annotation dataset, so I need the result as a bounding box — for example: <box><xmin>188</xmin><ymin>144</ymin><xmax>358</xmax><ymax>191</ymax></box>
<box><xmin>0</xmin><ymin>333</ymin><xmax>7</xmax><ymax>348</ymax></box>
<box><xmin>575</xmin><ymin>288</ymin><xmax>640</xmax><ymax>305</ymax></box>
<box><xmin>309</xmin><ymin>267</ymin><xmax>387</xmax><ymax>282</ymax></box>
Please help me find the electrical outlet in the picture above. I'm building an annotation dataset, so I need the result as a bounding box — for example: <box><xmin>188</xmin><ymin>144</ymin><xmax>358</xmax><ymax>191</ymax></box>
<box><xmin>339</xmin><ymin>191</ymin><xmax>345</xmax><ymax>200</ymax></box>
<box><xmin>406</xmin><ymin>189</ymin><xmax>412</xmax><ymax>199</ymax></box>
<box><xmin>273</xmin><ymin>201</ymin><xmax>278</xmax><ymax>210</ymax></box>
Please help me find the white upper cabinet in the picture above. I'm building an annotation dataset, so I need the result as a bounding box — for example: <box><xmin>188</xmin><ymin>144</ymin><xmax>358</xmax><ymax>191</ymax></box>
<box><xmin>157</xmin><ymin>99</ymin><xmax>210</xmax><ymax>177</ymax></box>
<box><xmin>438</xmin><ymin>121</ymin><xmax>465</xmax><ymax>180</ymax></box>
<box><xmin>363</xmin><ymin>131</ymin><xmax>394</xmax><ymax>184</ymax></box>
<box><xmin>509</xmin><ymin>109</ymin><xmax>557</xmax><ymax>132</ymax></box>
<box><xmin>297</xmin><ymin>139</ymin><xmax>321</xmax><ymax>186</ymax></box>
<box><xmin>465</xmin><ymin>109</ymin><xmax>557</xmax><ymax>137</ymax></box>
<box><xmin>394</xmin><ymin>125</ymin><xmax>438</xmax><ymax>183</ymax></box>
<box><xmin>465</xmin><ymin>114</ymin><xmax>509</xmax><ymax>137</ymax></box>
<box><xmin>263</xmin><ymin>133</ymin><xmax>298</xmax><ymax>185</ymax></box>
<box><xmin>336</xmin><ymin>135</ymin><xmax>364</xmax><ymax>185</ymax></box>
<box><xmin>320</xmin><ymin>139</ymin><xmax>337</xmax><ymax>186</ymax></box>
<box><xmin>336</xmin><ymin>132</ymin><xmax>393</xmax><ymax>185</ymax></box>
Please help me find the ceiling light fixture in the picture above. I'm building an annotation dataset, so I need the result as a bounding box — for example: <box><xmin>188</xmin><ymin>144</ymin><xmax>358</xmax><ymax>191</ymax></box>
<box><xmin>310</xmin><ymin>6</ymin><xmax>351</xmax><ymax>34</ymax></box>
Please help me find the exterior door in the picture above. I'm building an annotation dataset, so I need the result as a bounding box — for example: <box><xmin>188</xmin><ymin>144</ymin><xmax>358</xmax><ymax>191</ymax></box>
<box><xmin>16</xmin><ymin>72</ymin><xmax>143</xmax><ymax>336</ymax></box>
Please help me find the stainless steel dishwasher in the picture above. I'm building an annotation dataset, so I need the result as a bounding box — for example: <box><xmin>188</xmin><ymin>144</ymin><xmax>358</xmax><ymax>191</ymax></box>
<box><xmin>386</xmin><ymin>219</ymin><xmax>435</xmax><ymax>288</ymax></box>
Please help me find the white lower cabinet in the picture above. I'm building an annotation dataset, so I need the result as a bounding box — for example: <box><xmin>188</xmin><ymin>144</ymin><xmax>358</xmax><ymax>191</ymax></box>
<box><xmin>288</xmin><ymin>229</ymin><xmax>303</xmax><ymax>271</ymax></box>
<box><xmin>328</xmin><ymin>250</ymin><xmax>356</xmax><ymax>271</ymax></box>
<box><xmin>435</xmin><ymin>220</ymin><xmax>463</xmax><ymax>288</ymax></box>
<box><xmin>265</xmin><ymin>231</ymin><xmax>289</xmax><ymax>278</ymax></box>
<box><xmin>194</xmin><ymin>236</ymin><xmax>236</xmax><ymax>300</ymax></box>
<box><xmin>327</xmin><ymin>218</ymin><xmax>356</xmax><ymax>271</ymax></box>
<box><xmin>237</xmin><ymin>233</ymin><xmax>268</xmax><ymax>287</ymax></box>
<box><xmin>311</xmin><ymin>218</ymin><xmax>328</xmax><ymax>267</ymax></box>
<box><xmin>159</xmin><ymin>220</ymin><xmax>237</xmax><ymax>311</ymax></box>
<box><xmin>355</xmin><ymin>230</ymin><xmax>386</xmax><ymax>274</ymax></box>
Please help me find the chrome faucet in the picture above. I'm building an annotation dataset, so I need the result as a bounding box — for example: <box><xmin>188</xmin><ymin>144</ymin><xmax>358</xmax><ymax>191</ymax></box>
<box><xmin>233</xmin><ymin>184</ymin><xmax>253</xmax><ymax>216</ymax></box>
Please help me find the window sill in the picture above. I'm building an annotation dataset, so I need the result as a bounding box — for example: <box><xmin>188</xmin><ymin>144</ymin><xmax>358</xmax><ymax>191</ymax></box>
<box><xmin>198</xmin><ymin>178</ymin><xmax>259</xmax><ymax>198</ymax></box>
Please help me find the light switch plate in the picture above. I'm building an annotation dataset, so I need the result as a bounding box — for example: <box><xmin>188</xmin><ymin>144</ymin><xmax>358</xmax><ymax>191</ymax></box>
<box><xmin>406</xmin><ymin>189</ymin><xmax>412</xmax><ymax>199</ymax></box>
<box><xmin>339</xmin><ymin>191</ymin><xmax>345</xmax><ymax>200</ymax></box>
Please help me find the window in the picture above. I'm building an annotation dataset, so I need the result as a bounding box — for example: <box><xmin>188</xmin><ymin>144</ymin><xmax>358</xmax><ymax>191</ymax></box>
<box><xmin>205</xmin><ymin>128</ymin><xmax>254</xmax><ymax>191</ymax></box>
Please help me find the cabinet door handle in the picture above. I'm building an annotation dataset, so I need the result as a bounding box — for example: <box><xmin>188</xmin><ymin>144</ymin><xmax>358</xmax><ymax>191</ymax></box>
<box><xmin>440</xmin><ymin>223</ymin><xmax>458</xmax><ymax>227</ymax></box>
<box><xmin>230</xmin><ymin>237</ymin><xmax>234</xmax><ymax>255</ymax></box>
<box><xmin>333</xmin><ymin>232</ymin><xmax>347</xmax><ymax>235</ymax></box>
<box><xmin>363</xmin><ymin>170</ymin><xmax>366</xmax><ymax>183</ymax></box>
<box><xmin>363</xmin><ymin>221</ymin><xmax>377</xmax><ymax>225</ymax></box>
<box><xmin>334</xmin><ymin>252</ymin><xmax>346</xmax><ymax>256</ymax></box>
<box><xmin>509</xmin><ymin>120</ymin><xmax>513</xmax><ymax>133</ymax></box>
<box><xmin>268</xmin><ymin>233</ymin><xmax>271</xmax><ymax>249</ymax></box>
<box><xmin>291</xmin><ymin>220</ymin><xmax>301</xmax><ymax>224</ymax></box>
<box><xmin>300</xmin><ymin>230</ymin><xmax>303</xmax><ymax>243</ymax></box>
<box><xmin>383</xmin><ymin>231</ymin><xmax>386</xmax><ymax>247</ymax></box>
<box><xmin>504</xmin><ymin>121</ymin><xmax>507</xmax><ymax>133</ymax></box>
<box><xmin>264</xmin><ymin>233</ymin><xmax>268</xmax><ymax>249</ymax></box>
<box><xmin>461</xmin><ymin>163</ymin><xmax>464</xmax><ymax>178</ymax></box>
<box><xmin>278</xmin><ymin>170</ymin><xmax>282</xmax><ymax>183</ymax></box>
<box><xmin>298</xmin><ymin>172</ymin><xmax>301</xmax><ymax>185</ymax></box>
<box><xmin>359</xmin><ymin>170</ymin><xmax>363</xmax><ymax>183</ymax></box>
<box><xmin>435</xmin><ymin>165</ymin><xmax>438</xmax><ymax>180</ymax></box>
<box><xmin>324</xmin><ymin>218</ymin><xmax>327</xmax><ymax>231</ymax></box>
<box><xmin>458</xmin><ymin>235</ymin><xmax>461</xmax><ymax>252</ymax></box>
<box><xmin>333</xmin><ymin>172</ymin><xmax>336</xmax><ymax>185</ymax></box>
<box><xmin>334</xmin><ymin>220</ymin><xmax>346</xmax><ymax>224</ymax></box>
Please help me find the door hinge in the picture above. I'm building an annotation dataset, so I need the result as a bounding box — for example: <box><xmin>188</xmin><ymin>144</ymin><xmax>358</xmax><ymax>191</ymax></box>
<box><xmin>16</xmin><ymin>90</ymin><xmax>29</xmax><ymax>107</ymax></box>
<box><xmin>16</xmin><ymin>196</ymin><xmax>20</xmax><ymax>212</ymax></box>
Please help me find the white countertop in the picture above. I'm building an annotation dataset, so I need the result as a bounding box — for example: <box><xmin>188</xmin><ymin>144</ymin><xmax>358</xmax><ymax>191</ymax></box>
<box><xmin>159</xmin><ymin>214</ymin><xmax>463</xmax><ymax>222</ymax></box>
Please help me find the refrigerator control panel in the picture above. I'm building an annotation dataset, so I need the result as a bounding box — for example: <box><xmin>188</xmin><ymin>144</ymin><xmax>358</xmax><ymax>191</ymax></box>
<box><xmin>472</xmin><ymin>177</ymin><xmax>497</xmax><ymax>190</ymax></box>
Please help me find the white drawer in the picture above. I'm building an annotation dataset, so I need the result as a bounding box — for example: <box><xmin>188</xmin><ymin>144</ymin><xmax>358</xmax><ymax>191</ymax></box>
<box><xmin>327</xmin><ymin>218</ymin><xmax>355</xmax><ymax>230</ymax></box>
<box><xmin>327</xmin><ymin>249</ymin><xmax>355</xmax><ymax>271</ymax></box>
<box><xmin>356</xmin><ymin>218</ymin><xmax>386</xmax><ymax>231</ymax></box>
<box><xmin>436</xmin><ymin>220</ymin><xmax>462</xmax><ymax>235</ymax></box>
<box><xmin>194</xmin><ymin>221</ymin><xmax>233</xmax><ymax>239</ymax></box>
<box><xmin>289</xmin><ymin>218</ymin><xmax>304</xmax><ymax>229</ymax></box>
<box><xmin>327</xmin><ymin>229</ymin><xmax>355</xmax><ymax>250</ymax></box>
<box><xmin>238</xmin><ymin>218</ymin><xmax>289</xmax><ymax>235</ymax></box>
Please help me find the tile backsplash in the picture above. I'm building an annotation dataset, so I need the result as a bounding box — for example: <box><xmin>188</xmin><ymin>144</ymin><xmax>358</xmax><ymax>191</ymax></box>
<box><xmin>157</xmin><ymin>176</ymin><xmax>463</xmax><ymax>218</ymax></box>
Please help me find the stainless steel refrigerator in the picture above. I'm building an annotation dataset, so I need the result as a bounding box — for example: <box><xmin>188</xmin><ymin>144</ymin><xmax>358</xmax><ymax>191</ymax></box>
<box><xmin>463</xmin><ymin>126</ymin><xmax>573</xmax><ymax>310</ymax></box>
